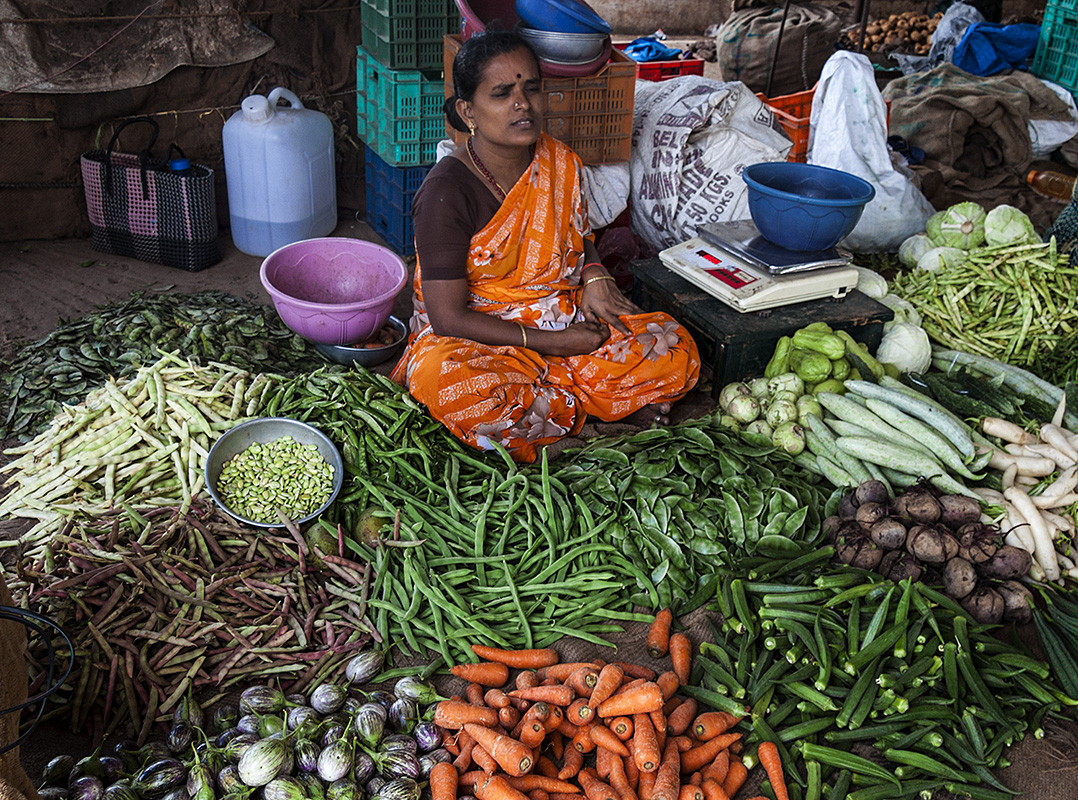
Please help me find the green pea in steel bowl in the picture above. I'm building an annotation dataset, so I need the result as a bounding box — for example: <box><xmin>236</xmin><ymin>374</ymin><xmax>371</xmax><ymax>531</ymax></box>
<box><xmin>205</xmin><ymin>417</ymin><xmax>344</xmax><ymax>528</ymax></box>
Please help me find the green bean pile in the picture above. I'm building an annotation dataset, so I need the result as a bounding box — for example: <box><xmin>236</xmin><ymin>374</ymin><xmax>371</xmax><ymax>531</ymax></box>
<box><xmin>890</xmin><ymin>240</ymin><xmax>1078</xmax><ymax>385</ymax></box>
<box><xmin>261</xmin><ymin>369</ymin><xmax>830</xmax><ymax>663</ymax></box>
<box><xmin>0</xmin><ymin>290</ymin><xmax>324</xmax><ymax>441</ymax></box>
<box><xmin>556</xmin><ymin>424</ymin><xmax>830</xmax><ymax>610</ymax></box>
<box><xmin>691</xmin><ymin>546</ymin><xmax>1071</xmax><ymax>800</ymax></box>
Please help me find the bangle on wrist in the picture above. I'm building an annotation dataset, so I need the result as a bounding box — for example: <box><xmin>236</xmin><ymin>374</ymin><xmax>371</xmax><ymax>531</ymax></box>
<box><xmin>583</xmin><ymin>274</ymin><xmax>616</xmax><ymax>288</ymax></box>
<box><xmin>518</xmin><ymin>324</ymin><xmax>528</xmax><ymax>349</ymax></box>
<box><xmin>583</xmin><ymin>261</ymin><xmax>604</xmax><ymax>270</ymax></box>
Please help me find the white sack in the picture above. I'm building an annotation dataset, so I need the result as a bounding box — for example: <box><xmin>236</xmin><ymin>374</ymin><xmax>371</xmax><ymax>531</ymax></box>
<box><xmin>582</xmin><ymin>162</ymin><xmax>631</xmax><ymax>230</ymax></box>
<box><xmin>808</xmin><ymin>51</ymin><xmax>936</xmax><ymax>252</ymax></box>
<box><xmin>629</xmin><ymin>76</ymin><xmax>792</xmax><ymax>252</ymax></box>
<box><xmin>1030</xmin><ymin>80</ymin><xmax>1078</xmax><ymax>160</ymax></box>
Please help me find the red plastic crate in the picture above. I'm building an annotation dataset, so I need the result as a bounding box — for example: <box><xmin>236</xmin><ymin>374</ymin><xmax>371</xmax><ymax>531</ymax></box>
<box><xmin>613</xmin><ymin>44</ymin><xmax>705</xmax><ymax>82</ymax></box>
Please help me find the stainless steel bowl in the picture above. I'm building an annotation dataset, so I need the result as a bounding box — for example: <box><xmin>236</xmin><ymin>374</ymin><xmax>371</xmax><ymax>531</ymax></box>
<box><xmin>519</xmin><ymin>27</ymin><xmax>609</xmax><ymax>65</ymax></box>
<box><xmin>204</xmin><ymin>417</ymin><xmax>344</xmax><ymax>528</ymax></box>
<box><xmin>313</xmin><ymin>315</ymin><xmax>408</xmax><ymax>368</ymax></box>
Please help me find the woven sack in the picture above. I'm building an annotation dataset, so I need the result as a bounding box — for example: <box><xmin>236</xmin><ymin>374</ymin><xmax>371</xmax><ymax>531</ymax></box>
<box><xmin>80</xmin><ymin>117</ymin><xmax>221</xmax><ymax>272</ymax></box>
<box><xmin>714</xmin><ymin>3</ymin><xmax>843</xmax><ymax>97</ymax></box>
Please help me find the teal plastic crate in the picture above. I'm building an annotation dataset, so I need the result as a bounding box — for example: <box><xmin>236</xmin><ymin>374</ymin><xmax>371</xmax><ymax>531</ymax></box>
<box><xmin>357</xmin><ymin>45</ymin><xmax>445</xmax><ymax>165</ymax></box>
<box><xmin>1032</xmin><ymin>2</ymin><xmax>1078</xmax><ymax>96</ymax></box>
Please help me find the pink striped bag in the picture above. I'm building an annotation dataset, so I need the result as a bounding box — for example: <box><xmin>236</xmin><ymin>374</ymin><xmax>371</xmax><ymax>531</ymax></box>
<box><xmin>81</xmin><ymin>117</ymin><xmax>220</xmax><ymax>271</ymax></box>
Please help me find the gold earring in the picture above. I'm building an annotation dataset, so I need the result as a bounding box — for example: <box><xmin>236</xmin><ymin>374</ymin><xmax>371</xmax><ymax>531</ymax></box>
<box><xmin>467</xmin><ymin>122</ymin><xmax>475</xmax><ymax>136</ymax></box>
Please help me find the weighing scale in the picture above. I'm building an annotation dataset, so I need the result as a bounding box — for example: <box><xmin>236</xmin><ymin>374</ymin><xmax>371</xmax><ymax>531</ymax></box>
<box><xmin>657</xmin><ymin>220</ymin><xmax>859</xmax><ymax>313</ymax></box>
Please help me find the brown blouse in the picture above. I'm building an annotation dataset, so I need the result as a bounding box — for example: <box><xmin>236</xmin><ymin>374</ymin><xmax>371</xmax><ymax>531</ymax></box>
<box><xmin>410</xmin><ymin>156</ymin><xmax>502</xmax><ymax>281</ymax></box>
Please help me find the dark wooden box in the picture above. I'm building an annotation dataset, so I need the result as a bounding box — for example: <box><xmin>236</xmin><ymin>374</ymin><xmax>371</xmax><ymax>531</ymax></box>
<box><xmin>630</xmin><ymin>257</ymin><xmax>894</xmax><ymax>398</ymax></box>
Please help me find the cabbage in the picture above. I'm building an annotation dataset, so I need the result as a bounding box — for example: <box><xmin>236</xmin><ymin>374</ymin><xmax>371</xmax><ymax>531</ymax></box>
<box><xmin>875</xmin><ymin>322</ymin><xmax>931</xmax><ymax>374</ymax></box>
<box><xmin>853</xmin><ymin>266</ymin><xmax>888</xmax><ymax>298</ymax></box>
<box><xmin>984</xmin><ymin>204</ymin><xmax>1039</xmax><ymax>248</ymax></box>
<box><xmin>898</xmin><ymin>233</ymin><xmax>934</xmax><ymax>268</ymax></box>
<box><xmin>878</xmin><ymin>294</ymin><xmax>921</xmax><ymax>330</ymax></box>
<box><xmin>917</xmin><ymin>246</ymin><xmax>965</xmax><ymax>272</ymax></box>
<box><xmin>925</xmin><ymin>201</ymin><xmax>987</xmax><ymax>249</ymax></box>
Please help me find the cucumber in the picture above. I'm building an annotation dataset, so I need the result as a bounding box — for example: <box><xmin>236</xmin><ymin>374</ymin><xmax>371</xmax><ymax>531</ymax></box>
<box><xmin>932</xmin><ymin>348</ymin><xmax>1078</xmax><ymax>430</ymax></box>
<box><xmin>937</xmin><ymin>368</ymin><xmax>1019</xmax><ymax>417</ymax></box>
<box><xmin>826</xmin><ymin>418</ymin><xmax>876</xmax><ymax>439</ymax></box>
<box><xmin>803</xmin><ymin>414</ymin><xmax>873</xmax><ymax>484</ymax></box>
<box><xmin>835</xmin><ymin>436</ymin><xmax>979</xmax><ymax>499</ymax></box>
<box><xmin>817</xmin><ymin>392</ymin><xmax>931</xmax><ymax>456</ymax></box>
<box><xmin>844</xmin><ymin>380</ymin><xmax>976</xmax><ymax>459</ymax></box>
<box><xmin>920</xmin><ymin>372</ymin><xmax>1001</xmax><ymax>419</ymax></box>
<box><xmin>862</xmin><ymin>397</ymin><xmax>983</xmax><ymax>481</ymax></box>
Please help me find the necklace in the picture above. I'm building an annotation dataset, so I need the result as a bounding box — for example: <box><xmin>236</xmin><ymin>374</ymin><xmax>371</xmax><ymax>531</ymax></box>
<box><xmin>467</xmin><ymin>137</ymin><xmax>508</xmax><ymax>200</ymax></box>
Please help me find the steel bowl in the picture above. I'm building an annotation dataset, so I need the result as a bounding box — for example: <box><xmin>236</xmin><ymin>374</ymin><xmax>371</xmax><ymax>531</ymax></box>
<box><xmin>205</xmin><ymin>417</ymin><xmax>344</xmax><ymax>528</ymax></box>
<box><xmin>313</xmin><ymin>315</ymin><xmax>408</xmax><ymax>368</ymax></box>
<box><xmin>518</xmin><ymin>27</ymin><xmax>609</xmax><ymax>65</ymax></box>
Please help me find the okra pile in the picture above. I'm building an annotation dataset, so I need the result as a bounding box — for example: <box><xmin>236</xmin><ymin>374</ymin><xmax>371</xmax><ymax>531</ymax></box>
<box><xmin>700</xmin><ymin>544</ymin><xmax>1072</xmax><ymax>800</ymax></box>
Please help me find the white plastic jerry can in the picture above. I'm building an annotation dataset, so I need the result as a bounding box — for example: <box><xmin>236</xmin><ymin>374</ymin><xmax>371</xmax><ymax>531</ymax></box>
<box><xmin>222</xmin><ymin>87</ymin><xmax>337</xmax><ymax>257</ymax></box>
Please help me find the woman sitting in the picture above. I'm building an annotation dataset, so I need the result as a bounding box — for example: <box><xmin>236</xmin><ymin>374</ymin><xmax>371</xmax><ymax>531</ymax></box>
<box><xmin>391</xmin><ymin>30</ymin><xmax>700</xmax><ymax>462</ymax></box>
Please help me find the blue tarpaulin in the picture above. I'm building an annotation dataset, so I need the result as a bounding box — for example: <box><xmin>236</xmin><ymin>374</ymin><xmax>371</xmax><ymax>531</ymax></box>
<box><xmin>952</xmin><ymin>21</ymin><xmax>1041</xmax><ymax>76</ymax></box>
<box><xmin>621</xmin><ymin>37</ymin><xmax>682</xmax><ymax>62</ymax></box>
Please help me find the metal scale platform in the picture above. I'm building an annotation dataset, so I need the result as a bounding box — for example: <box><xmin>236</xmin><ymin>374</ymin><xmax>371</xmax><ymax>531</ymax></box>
<box><xmin>658</xmin><ymin>220</ymin><xmax>860</xmax><ymax>313</ymax></box>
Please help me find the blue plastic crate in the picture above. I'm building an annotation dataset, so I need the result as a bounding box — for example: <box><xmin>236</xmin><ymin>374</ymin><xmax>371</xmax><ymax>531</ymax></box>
<box><xmin>364</xmin><ymin>145</ymin><xmax>431</xmax><ymax>255</ymax></box>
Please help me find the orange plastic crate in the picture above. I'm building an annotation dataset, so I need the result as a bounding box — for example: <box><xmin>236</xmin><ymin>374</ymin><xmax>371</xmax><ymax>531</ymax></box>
<box><xmin>755</xmin><ymin>88</ymin><xmax>815</xmax><ymax>163</ymax></box>
<box><xmin>444</xmin><ymin>35</ymin><xmax>635</xmax><ymax>164</ymax></box>
<box><xmin>756</xmin><ymin>88</ymin><xmax>891</xmax><ymax>163</ymax></box>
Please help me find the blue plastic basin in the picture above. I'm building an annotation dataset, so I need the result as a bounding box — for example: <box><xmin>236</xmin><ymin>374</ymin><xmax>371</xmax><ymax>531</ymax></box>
<box><xmin>742</xmin><ymin>162</ymin><xmax>875</xmax><ymax>252</ymax></box>
<box><xmin>515</xmin><ymin>0</ymin><xmax>611</xmax><ymax>34</ymax></box>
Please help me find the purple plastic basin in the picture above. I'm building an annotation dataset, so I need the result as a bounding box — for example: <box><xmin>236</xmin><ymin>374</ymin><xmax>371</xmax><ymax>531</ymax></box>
<box><xmin>260</xmin><ymin>237</ymin><xmax>408</xmax><ymax>345</ymax></box>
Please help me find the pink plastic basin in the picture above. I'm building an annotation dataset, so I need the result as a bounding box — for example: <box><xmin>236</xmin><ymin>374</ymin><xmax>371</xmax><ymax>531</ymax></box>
<box><xmin>260</xmin><ymin>237</ymin><xmax>408</xmax><ymax>345</ymax></box>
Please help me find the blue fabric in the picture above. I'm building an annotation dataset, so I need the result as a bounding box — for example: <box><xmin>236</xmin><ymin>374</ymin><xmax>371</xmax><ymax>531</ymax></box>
<box><xmin>952</xmin><ymin>22</ymin><xmax>1042</xmax><ymax>76</ymax></box>
<box><xmin>621</xmin><ymin>37</ymin><xmax>682</xmax><ymax>62</ymax></box>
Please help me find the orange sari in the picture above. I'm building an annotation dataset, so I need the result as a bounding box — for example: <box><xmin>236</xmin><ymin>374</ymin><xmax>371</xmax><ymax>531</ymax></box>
<box><xmin>392</xmin><ymin>133</ymin><xmax>700</xmax><ymax>462</ymax></box>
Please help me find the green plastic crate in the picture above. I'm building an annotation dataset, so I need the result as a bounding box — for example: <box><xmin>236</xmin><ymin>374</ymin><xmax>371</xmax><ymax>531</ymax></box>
<box><xmin>359</xmin><ymin>0</ymin><xmax>458</xmax><ymax>70</ymax></box>
<box><xmin>1032</xmin><ymin>2</ymin><xmax>1078</xmax><ymax>98</ymax></box>
<box><xmin>357</xmin><ymin>45</ymin><xmax>445</xmax><ymax>166</ymax></box>
<box><xmin>361</xmin><ymin>28</ymin><xmax>450</xmax><ymax>71</ymax></box>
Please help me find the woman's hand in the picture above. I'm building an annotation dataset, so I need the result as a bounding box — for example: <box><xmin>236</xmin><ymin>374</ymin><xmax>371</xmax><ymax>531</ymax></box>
<box><xmin>536</xmin><ymin>320</ymin><xmax>610</xmax><ymax>356</ymax></box>
<box><xmin>579</xmin><ymin>274</ymin><xmax>640</xmax><ymax>336</ymax></box>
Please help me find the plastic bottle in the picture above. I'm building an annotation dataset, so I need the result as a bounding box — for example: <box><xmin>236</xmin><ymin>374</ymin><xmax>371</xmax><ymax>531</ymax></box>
<box><xmin>222</xmin><ymin>87</ymin><xmax>337</xmax><ymax>257</ymax></box>
<box><xmin>1026</xmin><ymin>169</ymin><xmax>1077</xmax><ymax>201</ymax></box>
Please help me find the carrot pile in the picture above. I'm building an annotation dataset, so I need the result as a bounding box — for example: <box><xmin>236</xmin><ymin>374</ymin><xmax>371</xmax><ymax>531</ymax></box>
<box><xmin>432</xmin><ymin>612</ymin><xmax>788</xmax><ymax>800</ymax></box>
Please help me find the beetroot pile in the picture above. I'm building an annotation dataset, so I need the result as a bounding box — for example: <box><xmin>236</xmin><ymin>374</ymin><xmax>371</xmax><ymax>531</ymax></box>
<box><xmin>827</xmin><ymin>479</ymin><xmax>1035</xmax><ymax>624</ymax></box>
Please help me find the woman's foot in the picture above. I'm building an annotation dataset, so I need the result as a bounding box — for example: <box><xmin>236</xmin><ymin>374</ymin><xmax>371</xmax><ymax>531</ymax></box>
<box><xmin>624</xmin><ymin>402</ymin><xmax>672</xmax><ymax>428</ymax></box>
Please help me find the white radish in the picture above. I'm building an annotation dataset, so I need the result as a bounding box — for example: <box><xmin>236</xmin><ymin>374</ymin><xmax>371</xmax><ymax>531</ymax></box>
<box><xmin>1052</xmin><ymin>394</ymin><xmax>1067</xmax><ymax>428</ymax></box>
<box><xmin>1057</xmin><ymin>553</ymin><xmax>1075</xmax><ymax>571</ymax></box>
<box><xmin>1041</xmin><ymin>423</ymin><xmax>1078</xmax><ymax>462</ymax></box>
<box><xmin>1015</xmin><ymin>475</ymin><xmax>1039</xmax><ymax>487</ymax></box>
<box><xmin>1033</xmin><ymin>492</ymin><xmax>1078</xmax><ymax>508</ymax></box>
<box><xmin>971</xmin><ymin>487</ymin><xmax>1006</xmax><ymax>504</ymax></box>
<box><xmin>1029</xmin><ymin>560</ymin><xmax>1046</xmax><ymax>582</ymax></box>
<box><xmin>1026</xmin><ymin>443</ymin><xmax>1076</xmax><ymax>469</ymax></box>
<box><xmin>988</xmin><ymin>450</ymin><xmax>1057</xmax><ymax>476</ymax></box>
<box><xmin>1005</xmin><ymin>486</ymin><xmax>1061</xmax><ymax>581</ymax></box>
<box><xmin>1001</xmin><ymin>462</ymin><xmax>1018</xmax><ymax>490</ymax></box>
<box><xmin>982</xmin><ymin>417</ymin><xmax>1037</xmax><ymax>444</ymax></box>
<box><xmin>1005</xmin><ymin>527</ymin><xmax>1037</xmax><ymax>554</ymax></box>
<box><xmin>1041</xmin><ymin>509</ymin><xmax>1076</xmax><ymax>532</ymax></box>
